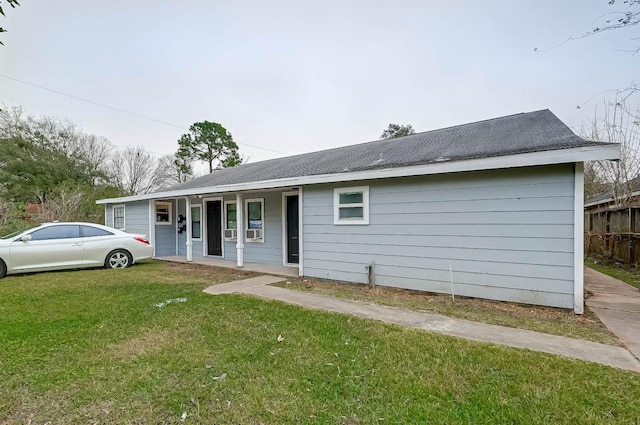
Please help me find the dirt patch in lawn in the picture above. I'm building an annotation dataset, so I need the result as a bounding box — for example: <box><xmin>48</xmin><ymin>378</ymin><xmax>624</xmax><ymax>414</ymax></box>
<box><xmin>155</xmin><ymin>261</ymin><xmax>260</xmax><ymax>285</ymax></box>
<box><xmin>274</xmin><ymin>277</ymin><xmax>620</xmax><ymax>346</ymax></box>
<box><xmin>109</xmin><ymin>329</ymin><xmax>181</xmax><ymax>360</ymax></box>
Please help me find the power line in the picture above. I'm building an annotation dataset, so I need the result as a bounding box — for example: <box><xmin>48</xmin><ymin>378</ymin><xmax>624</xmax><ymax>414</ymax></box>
<box><xmin>0</xmin><ymin>74</ymin><xmax>288</xmax><ymax>155</ymax></box>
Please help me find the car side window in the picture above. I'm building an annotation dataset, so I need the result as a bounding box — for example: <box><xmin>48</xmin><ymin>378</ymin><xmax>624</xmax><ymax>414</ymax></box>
<box><xmin>29</xmin><ymin>225</ymin><xmax>80</xmax><ymax>241</ymax></box>
<box><xmin>81</xmin><ymin>226</ymin><xmax>114</xmax><ymax>237</ymax></box>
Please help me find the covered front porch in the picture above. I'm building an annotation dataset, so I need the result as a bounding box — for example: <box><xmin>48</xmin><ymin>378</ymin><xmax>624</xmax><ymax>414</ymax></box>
<box><xmin>157</xmin><ymin>255</ymin><xmax>298</xmax><ymax>277</ymax></box>
<box><xmin>148</xmin><ymin>187</ymin><xmax>302</xmax><ymax>276</ymax></box>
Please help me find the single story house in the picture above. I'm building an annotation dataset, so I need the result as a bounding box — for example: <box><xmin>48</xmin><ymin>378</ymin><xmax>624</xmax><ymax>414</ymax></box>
<box><xmin>97</xmin><ymin>109</ymin><xmax>619</xmax><ymax>313</ymax></box>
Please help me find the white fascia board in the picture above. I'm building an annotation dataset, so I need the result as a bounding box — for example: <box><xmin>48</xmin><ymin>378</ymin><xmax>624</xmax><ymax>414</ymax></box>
<box><xmin>573</xmin><ymin>162</ymin><xmax>585</xmax><ymax>314</ymax></box>
<box><xmin>96</xmin><ymin>144</ymin><xmax>620</xmax><ymax>204</ymax></box>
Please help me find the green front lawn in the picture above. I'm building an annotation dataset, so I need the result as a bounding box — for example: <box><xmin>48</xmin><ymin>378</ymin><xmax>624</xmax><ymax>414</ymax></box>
<box><xmin>1</xmin><ymin>261</ymin><xmax>639</xmax><ymax>424</ymax></box>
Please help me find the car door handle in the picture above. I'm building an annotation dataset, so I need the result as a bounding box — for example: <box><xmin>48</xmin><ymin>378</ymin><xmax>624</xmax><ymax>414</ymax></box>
<box><xmin>71</xmin><ymin>243</ymin><xmax>82</xmax><ymax>246</ymax></box>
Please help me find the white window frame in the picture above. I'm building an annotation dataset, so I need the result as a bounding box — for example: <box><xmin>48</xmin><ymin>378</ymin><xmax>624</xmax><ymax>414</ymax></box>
<box><xmin>333</xmin><ymin>186</ymin><xmax>369</xmax><ymax>225</ymax></box>
<box><xmin>245</xmin><ymin>198</ymin><xmax>265</xmax><ymax>243</ymax></box>
<box><xmin>155</xmin><ymin>201</ymin><xmax>173</xmax><ymax>225</ymax></box>
<box><xmin>113</xmin><ymin>204</ymin><xmax>126</xmax><ymax>230</ymax></box>
<box><xmin>223</xmin><ymin>200</ymin><xmax>237</xmax><ymax>241</ymax></box>
<box><xmin>191</xmin><ymin>204</ymin><xmax>202</xmax><ymax>241</ymax></box>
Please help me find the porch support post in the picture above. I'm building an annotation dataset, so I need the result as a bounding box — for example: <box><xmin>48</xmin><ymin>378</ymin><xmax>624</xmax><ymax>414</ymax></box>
<box><xmin>298</xmin><ymin>187</ymin><xmax>304</xmax><ymax>277</ymax></box>
<box><xmin>236</xmin><ymin>192</ymin><xmax>244</xmax><ymax>268</ymax></box>
<box><xmin>185</xmin><ymin>197</ymin><xmax>193</xmax><ymax>262</ymax></box>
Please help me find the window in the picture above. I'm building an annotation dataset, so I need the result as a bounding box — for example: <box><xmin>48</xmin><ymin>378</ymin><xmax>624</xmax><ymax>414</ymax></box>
<box><xmin>191</xmin><ymin>205</ymin><xmax>202</xmax><ymax>240</ymax></box>
<box><xmin>30</xmin><ymin>225</ymin><xmax>80</xmax><ymax>241</ymax></box>
<box><xmin>81</xmin><ymin>226</ymin><xmax>114</xmax><ymax>237</ymax></box>
<box><xmin>224</xmin><ymin>201</ymin><xmax>237</xmax><ymax>240</ymax></box>
<box><xmin>334</xmin><ymin>186</ymin><xmax>369</xmax><ymax>225</ymax></box>
<box><xmin>225</xmin><ymin>202</ymin><xmax>237</xmax><ymax>230</ymax></box>
<box><xmin>155</xmin><ymin>201</ymin><xmax>172</xmax><ymax>225</ymax></box>
<box><xmin>113</xmin><ymin>205</ymin><xmax>125</xmax><ymax>230</ymax></box>
<box><xmin>245</xmin><ymin>198</ymin><xmax>264</xmax><ymax>242</ymax></box>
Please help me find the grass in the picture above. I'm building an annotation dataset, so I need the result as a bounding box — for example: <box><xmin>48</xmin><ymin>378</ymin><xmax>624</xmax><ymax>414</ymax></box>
<box><xmin>1</xmin><ymin>261</ymin><xmax>639</xmax><ymax>424</ymax></box>
<box><xmin>585</xmin><ymin>257</ymin><xmax>640</xmax><ymax>289</ymax></box>
<box><xmin>274</xmin><ymin>277</ymin><xmax>619</xmax><ymax>346</ymax></box>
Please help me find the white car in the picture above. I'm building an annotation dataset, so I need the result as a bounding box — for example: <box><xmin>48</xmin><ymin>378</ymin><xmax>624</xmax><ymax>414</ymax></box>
<box><xmin>0</xmin><ymin>222</ymin><xmax>154</xmax><ymax>278</ymax></box>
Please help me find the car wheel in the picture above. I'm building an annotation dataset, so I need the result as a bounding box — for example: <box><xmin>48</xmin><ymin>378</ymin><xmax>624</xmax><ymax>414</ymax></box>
<box><xmin>105</xmin><ymin>249</ymin><xmax>132</xmax><ymax>269</ymax></box>
<box><xmin>0</xmin><ymin>259</ymin><xmax>6</xmax><ymax>279</ymax></box>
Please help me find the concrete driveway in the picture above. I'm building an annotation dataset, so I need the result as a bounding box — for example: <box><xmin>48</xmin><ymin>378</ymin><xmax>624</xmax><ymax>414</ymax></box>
<box><xmin>585</xmin><ymin>266</ymin><xmax>640</xmax><ymax>361</ymax></box>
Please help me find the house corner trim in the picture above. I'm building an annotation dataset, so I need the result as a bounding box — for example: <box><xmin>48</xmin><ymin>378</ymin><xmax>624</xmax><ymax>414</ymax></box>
<box><xmin>574</xmin><ymin>162</ymin><xmax>584</xmax><ymax>314</ymax></box>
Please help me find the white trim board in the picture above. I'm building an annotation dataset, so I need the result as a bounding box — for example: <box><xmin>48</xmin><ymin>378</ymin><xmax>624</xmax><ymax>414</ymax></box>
<box><xmin>573</xmin><ymin>162</ymin><xmax>585</xmax><ymax>314</ymax></box>
<box><xmin>96</xmin><ymin>145</ymin><xmax>620</xmax><ymax>205</ymax></box>
<box><xmin>298</xmin><ymin>186</ymin><xmax>304</xmax><ymax>277</ymax></box>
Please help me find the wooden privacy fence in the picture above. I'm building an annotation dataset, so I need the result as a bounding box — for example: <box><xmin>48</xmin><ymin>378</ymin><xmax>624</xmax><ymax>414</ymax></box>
<box><xmin>585</xmin><ymin>206</ymin><xmax>640</xmax><ymax>264</ymax></box>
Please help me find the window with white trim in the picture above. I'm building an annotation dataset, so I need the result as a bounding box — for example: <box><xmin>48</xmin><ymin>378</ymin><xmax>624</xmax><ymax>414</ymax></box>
<box><xmin>155</xmin><ymin>201</ymin><xmax>172</xmax><ymax>225</ymax></box>
<box><xmin>224</xmin><ymin>201</ymin><xmax>237</xmax><ymax>240</ymax></box>
<box><xmin>334</xmin><ymin>186</ymin><xmax>369</xmax><ymax>225</ymax></box>
<box><xmin>191</xmin><ymin>205</ymin><xmax>202</xmax><ymax>240</ymax></box>
<box><xmin>113</xmin><ymin>205</ymin><xmax>125</xmax><ymax>230</ymax></box>
<box><xmin>245</xmin><ymin>198</ymin><xmax>264</xmax><ymax>242</ymax></box>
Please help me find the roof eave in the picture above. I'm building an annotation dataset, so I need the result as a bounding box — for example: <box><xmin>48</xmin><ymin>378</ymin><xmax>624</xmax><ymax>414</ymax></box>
<box><xmin>97</xmin><ymin>144</ymin><xmax>620</xmax><ymax>204</ymax></box>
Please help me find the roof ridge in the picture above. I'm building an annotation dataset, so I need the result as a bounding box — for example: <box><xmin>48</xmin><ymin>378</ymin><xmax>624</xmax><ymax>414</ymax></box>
<box><xmin>223</xmin><ymin>109</ymin><xmax>548</xmax><ymax>169</ymax></box>
<box><xmin>160</xmin><ymin>108</ymin><xmax>601</xmax><ymax>193</ymax></box>
<box><xmin>387</xmin><ymin>110</ymin><xmax>541</xmax><ymax>141</ymax></box>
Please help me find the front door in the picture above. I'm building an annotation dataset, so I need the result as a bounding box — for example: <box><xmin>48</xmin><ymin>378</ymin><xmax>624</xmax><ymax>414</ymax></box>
<box><xmin>286</xmin><ymin>195</ymin><xmax>299</xmax><ymax>264</ymax></box>
<box><xmin>206</xmin><ymin>200</ymin><xmax>222</xmax><ymax>256</ymax></box>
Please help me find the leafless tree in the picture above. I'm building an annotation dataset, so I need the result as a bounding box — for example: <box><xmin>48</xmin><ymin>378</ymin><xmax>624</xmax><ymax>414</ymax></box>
<box><xmin>35</xmin><ymin>187</ymin><xmax>84</xmax><ymax>222</ymax></box>
<box><xmin>584</xmin><ymin>100</ymin><xmax>640</xmax><ymax>206</ymax></box>
<box><xmin>110</xmin><ymin>146</ymin><xmax>173</xmax><ymax>195</ymax></box>
<box><xmin>584</xmin><ymin>161</ymin><xmax>609</xmax><ymax>198</ymax></box>
<box><xmin>157</xmin><ymin>154</ymin><xmax>194</xmax><ymax>186</ymax></box>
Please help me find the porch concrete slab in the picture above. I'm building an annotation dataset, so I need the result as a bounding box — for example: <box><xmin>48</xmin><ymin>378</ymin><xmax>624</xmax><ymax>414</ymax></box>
<box><xmin>585</xmin><ymin>267</ymin><xmax>640</xmax><ymax>361</ymax></box>
<box><xmin>157</xmin><ymin>256</ymin><xmax>298</xmax><ymax>277</ymax></box>
<box><xmin>205</xmin><ymin>275</ymin><xmax>640</xmax><ymax>373</ymax></box>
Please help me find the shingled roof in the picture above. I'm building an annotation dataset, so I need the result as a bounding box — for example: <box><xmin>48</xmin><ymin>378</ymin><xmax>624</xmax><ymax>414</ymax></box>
<box><xmin>97</xmin><ymin>109</ymin><xmax>620</xmax><ymax>204</ymax></box>
<box><xmin>165</xmin><ymin>109</ymin><xmax>605</xmax><ymax>191</ymax></box>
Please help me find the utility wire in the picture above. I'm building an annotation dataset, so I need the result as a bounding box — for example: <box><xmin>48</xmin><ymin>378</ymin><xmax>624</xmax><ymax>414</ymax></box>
<box><xmin>0</xmin><ymin>74</ymin><xmax>288</xmax><ymax>155</ymax></box>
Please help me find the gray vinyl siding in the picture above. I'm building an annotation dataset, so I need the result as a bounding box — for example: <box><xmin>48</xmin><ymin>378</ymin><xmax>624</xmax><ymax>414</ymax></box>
<box><xmin>302</xmin><ymin>164</ymin><xmax>575</xmax><ymax>309</ymax></box>
<box><xmin>154</xmin><ymin>199</ymin><xmax>177</xmax><ymax>257</ymax></box>
<box><xmin>224</xmin><ymin>191</ymin><xmax>283</xmax><ymax>265</ymax></box>
<box><xmin>104</xmin><ymin>201</ymin><xmax>149</xmax><ymax>236</ymax></box>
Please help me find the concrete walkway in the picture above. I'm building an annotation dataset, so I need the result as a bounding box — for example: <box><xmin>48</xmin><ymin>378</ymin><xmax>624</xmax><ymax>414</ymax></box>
<box><xmin>204</xmin><ymin>275</ymin><xmax>640</xmax><ymax>373</ymax></box>
<box><xmin>585</xmin><ymin>266</ymin><xmax>640</xmax><ymax>362</ymax></box>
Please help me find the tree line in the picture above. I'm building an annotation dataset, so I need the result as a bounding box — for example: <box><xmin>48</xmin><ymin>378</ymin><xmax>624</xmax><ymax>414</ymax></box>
<box><xmin>0</xmin><ymin>107</ymin><xmax>241</xmax><ymax>233</ymax></box>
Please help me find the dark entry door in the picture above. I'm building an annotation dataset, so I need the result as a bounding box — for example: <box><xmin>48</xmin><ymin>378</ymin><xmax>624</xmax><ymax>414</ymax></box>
<box><xmin>206</xmin><ymin>200</ymin><xmax>222</xmax><ymax>256</ymax></box>
<box><xmin>286</xmin><ymin>195</ymin><xmax>299</xmax><ymax>264</ymax></box>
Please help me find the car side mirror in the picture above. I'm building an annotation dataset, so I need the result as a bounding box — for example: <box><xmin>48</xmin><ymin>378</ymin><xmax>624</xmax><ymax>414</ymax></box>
<box><xmin>20</xmin><ymin>234</ymin><xmax>32</xmax><ymax>242</ymax></box>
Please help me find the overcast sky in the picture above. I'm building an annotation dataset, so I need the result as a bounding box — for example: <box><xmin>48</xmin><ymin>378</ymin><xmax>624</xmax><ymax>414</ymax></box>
<box><xmin>1</xmin><ymin>1</ymin><xmax>638</xmax><ymax>165</ymax></box>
